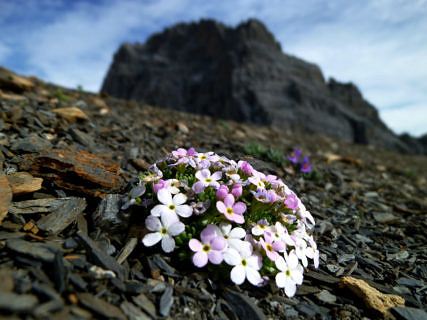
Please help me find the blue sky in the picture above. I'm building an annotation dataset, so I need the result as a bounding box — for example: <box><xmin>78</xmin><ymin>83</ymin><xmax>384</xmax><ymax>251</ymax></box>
<box><xmin>1</xmin><ymin>0</ymin><xmax>426</xmax><ymax>136</ymax></box>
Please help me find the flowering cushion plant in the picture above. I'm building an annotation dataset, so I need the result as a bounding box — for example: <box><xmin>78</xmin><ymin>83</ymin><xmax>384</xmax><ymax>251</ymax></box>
<box><xmin>122</xmin><ymin>148</ymin><xmax>319</xmax><ymax>297</ymax></box>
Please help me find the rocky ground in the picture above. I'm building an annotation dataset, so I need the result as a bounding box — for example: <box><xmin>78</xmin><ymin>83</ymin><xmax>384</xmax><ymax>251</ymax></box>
<box><xmin>0</xmin><ymin>68</ymin><xmax>426</xmax><ymax>320</ymax></box>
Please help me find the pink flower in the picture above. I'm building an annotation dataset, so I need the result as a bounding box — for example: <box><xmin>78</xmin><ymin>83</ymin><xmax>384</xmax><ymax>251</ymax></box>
<box><xmin>189</xmin><ymin>225</ymin><xmax>226</xmax><ymax>267</ymax></box>
<box><xmin>171</xmin><ymin>148</ymin><xmax>197</xmax><ymax>166</ymax></box>
<box><xmin>231</xmin><ymin>184</ymin><xmax>242</xmax><ymax>197</ymax></box>
<box><xmin>216</xmin><ymin>194</ymin><xmax>246</xmax><ymax>224</ymax></box>
<box><xmin>284</xmin><ymin>193</ymin><xmax>299</xmax><ymax>210</ymax></box>
<box><xmin>259</xmin><ymin>232</ymin><xmax>285</xmax><ymax>261</ymax></box>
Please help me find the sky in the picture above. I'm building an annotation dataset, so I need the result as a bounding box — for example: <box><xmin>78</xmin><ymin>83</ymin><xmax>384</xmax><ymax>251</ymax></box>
<box><xmin>0</xmin><ymin>0</ymin><xmax>426</xmax><ymax>137</ymax></box>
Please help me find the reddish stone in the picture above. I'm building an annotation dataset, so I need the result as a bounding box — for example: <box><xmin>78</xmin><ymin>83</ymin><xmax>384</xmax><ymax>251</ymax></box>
<box><xmin>0</xmin><ymin>174</ymin><xmax>12</xmax><ymax>225</ymax></box>
<box><xmin>19</xmin><ymin>148</ymin><xmax>125</xmax><ymax>197</ymax></box>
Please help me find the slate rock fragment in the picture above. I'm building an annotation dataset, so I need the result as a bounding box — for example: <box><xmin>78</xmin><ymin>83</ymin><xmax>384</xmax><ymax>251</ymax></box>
<box><xmin>6</xmin><ymin>171</ymin><xmax>43</xmax><ymax>195</ymax></box>
<box><xmin>18</xmin><ymin>148</ymin><xmax>125</xmax><ymax>197</ymax></box>
<box><xmin>11</xmin><ymin>134</ymin><xmax>52</xmax><ymax>153</ymax></box>
<box><xmin>222</xmin><ymin>288</ymin><xmax>266</xmax><ymax>320</ymax></box>
<box><xmin>132</xmin><ymin>293</ymin><xmax>157</xmax><ymax>318</ymax></box>
<box><xmin>0</xmin><ymin>291</ymin><xmax>38</xmax><ymax>313</ymax></box>
<box><xmin>36</xmin><ymin>197</ymin><xmax>86</xmax><ymax>234</ymax></box>
<box><xmin>159</xmin><ymin>286</ymin><xmax>174</xmax><ymax>317</ymax></box>
<box><xmin>93</xmin><ymin>194</ymin><xmax>129</xmax><ymax>233</ymax></box>
<box><xmin>76</xmin><ymin>230</ymin><xmax>126</xmax><ymax>281</ymax></box>
<box><xmin>6</xmin><ymin>238</ymin><xmax>56</xmax><ymax>262</ymax></box>
<box><xmin>77</xmin><ymin>292</ymin><xmax>126</xmax><ymax>320</ymax></box>
<box><xmin>120</xmin><ymin>301</ymin><xmax>151</xmax><ymax>320</ymax></box>
<box><xmin>391</xmin><ymin>307</ymin><xmax>427</xmax><ymax>320</ymax></box>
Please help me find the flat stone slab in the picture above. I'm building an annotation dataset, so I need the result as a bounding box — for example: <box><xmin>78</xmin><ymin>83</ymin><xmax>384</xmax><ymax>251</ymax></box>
<box><xmin>6</xmin><ymin>171</ymin><xmax>43</xmax><ymax>195</ymax></box>
<box><xmin>18</xmin><ymin>148</ymin><xmax>125</xmax><ymax>197</ymax></box>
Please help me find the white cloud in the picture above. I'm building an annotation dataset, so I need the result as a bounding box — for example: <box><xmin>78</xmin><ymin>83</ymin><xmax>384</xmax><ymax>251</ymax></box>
<box><xmin>381</xmin><ymin>103</ymin><xmax>427</xmax><ymax>137</ymax></box>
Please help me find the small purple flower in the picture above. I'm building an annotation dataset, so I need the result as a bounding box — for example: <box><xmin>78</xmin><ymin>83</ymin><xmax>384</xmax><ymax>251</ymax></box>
<box><xmin>192</xmin><ymin>169</ymin><xmax>222</xmax><ymax>194</ymax></box>
<box><xmin>153</xmin><ymin>179</ymin><xmax>167</xmax><ymax>194</ymax></box>
<box><xmin>251</xmin><ymin>189</ymin><xmax>276</xmax><ymax>203</ymax></box>
<box><xmin>171</xmin><ymin>148</ymin><xmax>197</xmax><ymax>166</ymax></box>
<box><xmin>216</xmin><ymin>185</ymin><xmax>229</xmax><ymax>200</ymax></box>
<box><xmin>284</xmin><ymin>193</ymin><xmax>299</xmax><ymax>210</ymax></box>
<box><xmin>288</xmin><ymin>147</ymin><xmax>302</xmax><ymax>163</ymax></box>
<box><xmin>300</xmin><ymin>156</ymin><xmax>312</xmax><ymax>173</ymax></box>
<box><xmin>216</xmin><ymin>194</ymin><xmax>246</xmax><ymax>224</ymax></box>
<box><xmin>231</xmin><ymin>184</ymin><xmax>242</xmax><ymax>198</ymax></box>
<box><xmin>189</xmin><ymin>225</ymin><xmax>226</xmax><ymax>267</ymax></box>
<box><xmin>260</xmin><ymin>232</ymin><xmax>285</xmax><ymax>261</ymax></box>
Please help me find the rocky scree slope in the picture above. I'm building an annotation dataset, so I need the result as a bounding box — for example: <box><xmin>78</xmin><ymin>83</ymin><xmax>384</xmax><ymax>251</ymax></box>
<box><xmin>101</xmin><ymin>18</ymin><xmax>426</xmax><ymax>155</ymax></box>
<box><xmin>0</xmin><ymin>67</ymin><xmax>426</xmax><ymax>319</ymax></box>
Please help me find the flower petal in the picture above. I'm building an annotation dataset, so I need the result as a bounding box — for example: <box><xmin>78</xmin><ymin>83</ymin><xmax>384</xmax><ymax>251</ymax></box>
<box><xmin>142</xmin><ymin>232</ymin><xmax>162</xmax><ymax>247</ymax></box>
<box><xmin>168</xmin><ymin>221</ymin><xmax>185</xmax><ymax>236</ymax></box>
<box><xmin>275</xmin><ymin>256</ymin><xmax>287</xmax><ymax>272</ymax></box>
<box><xmin>192</xmin><ymin>181</ymin><xmax>205</xmax><ymax>194</ymax></box>
<box><xmin>223</xmin><ymin>248</ymin><xmax>241</xmax><ymax>266</ymax></box>
<box><xmin>192</xmin><ymin>251</ymin><xmax>208</xmax><ymax>268</ymax></box>
<box><xmin>216</xmin><ymin>201</ymin><xmax>226</xmax><ymax>214</ymax></box>
<box><xmin>219</xmin><ymin>222</ymin><xmax>232</xmax><ymax>236</ymax></box>
<box><xmin>176</xmin><ymin>205</ymin><xmax>193</xmax><ymax>218</ymax></box>
<box><xmin>232</xmin><ymin>213</ymin><xmax>245</xmax><ymax>224</ymax></box>
<box><xmin>145</xmin><ymin>215</ymin><xmax>161</xmax><ymax>232</ymax></box>
<box><xmin>189</xmin><ymin>239</ymin><xmax>202</xmax><ymax>252</ymax></box>
<box><xmin>208</xmin><ymin>250</ymin><xmax>223</xmax><ymax>264</ymax></box>
<box><xmin>173</xmin><ymin>193</ymin><xmax>187</xmax><ymax>206</ymax></box>
<box><xmin>232</xmin><ymin>202</ymin><xmax>246</xmax><ymax>214</ymax></box>
<box><xmin>211</xmin><ymin>236</ymin><xmax>226</xmax><ymax>251</ymax></box>
<box><xmin>161</xmin><ymin>235</ymin><xmax>175</xmax><ymax>253</ymax></box>
<box><xmin>246</xmin><ymin>254</ymin><xmax>262</xmax><ymax>270</ymax></box>
<box><xmin>246</xmin><ymin>267</ymin><xmax>262</xmax><ymax>286</ymax></box>
<box><xmin>160</xmin><ymin>210</ymin><xmax>179</xmax><ymax>227</ymax></box>
<box><xmin>211</xmin><ymin>171</ymin><xmax>222</xmax><ymax>181</ymax></box>
<box><xmin>283</xmin><ymin>278</ymin><xmax>297</xmax><ymax>298</ymax></box>
<box><xmin>151</xmin><ymin>204</ymin><xmax>166</xmax><ymax>217</ymax></box>
<box><xmin>224</xmin><ymin>194</ymin><xmax>235</xmax><ymax>207</ymax></box>
<box><xmin>291</xmin><ymin>269</ymin><xmax>304</xmax><ymax>285</ymax></box>
<box><xmin>275</xmin><ymin>272</ymin><xmax>287</xmax><ymax>288</ymax></box>
<box><xmin>157</xmin><ymin>188</ymin><xmax>172</xmax><ymax>205</ymax></box>
<box><xmin>201</xmin><ymin>224</ymin><xmax>220</xmax><ymax>243</ymax></box>
<box><xmin>230</xmin><ymin>265</ymin><xmax>246</xmax><ymax>285</ymax></box>
<box><xmin>229</xmin><ymin>227</ymin><xmax>246</xmax><ymax>239</ymax></box>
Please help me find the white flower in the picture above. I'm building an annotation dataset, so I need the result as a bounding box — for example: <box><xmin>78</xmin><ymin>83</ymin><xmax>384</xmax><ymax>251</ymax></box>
<box><xmin>142</xmin><ymin>212</ymin><xmax>185</xmax><ymax>253</ymax></box>
<box><xmin>275</xmin><ymin>252</ymin><xmax>304</xmax><ymax>297</ymax></box>
<box><xmin>251</xmin><ymin>220</ymin><xmax>269</xmax><ymax>236</ymax></box>
<box><xmin>219</xmin><ymin>222</ymin><xmax>247</xmax><ymax>251</ymax></box>
<box><xmin>305</xmin><ymin>236</ymin><xmax>320</xmax><ymax>268</ymax></box>
<box><xmin>293</xmin><ymin>238</ymin><xmax>308</xmax><ymax>267</ymax></box>
<box><xmin>151</xmin><ymin>188</ymin><xmax>192</xmax><ymax>218</ymax></box>
<box><xmin>192</xmin><ymin>169</ymin><xmax>222</xmax><ymax>193</ymax></box>
<box><xmin>223</xmin><ymin>243</ymin><xmax>262</xmax><ymax>286</ymax></box>
<box><xmin>267</xmin><ymin>222</ymin><xmax>295</xmax><ymax>248</ymax></box>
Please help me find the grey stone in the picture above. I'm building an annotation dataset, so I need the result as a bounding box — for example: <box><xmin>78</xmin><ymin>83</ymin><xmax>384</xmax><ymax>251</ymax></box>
<box><xmin>11</xmin><ymin>134</ymin><xmax>52</xmax><ymax>152</ymax></box>
<box><xmin>316</xmin><ymin>290</ymin><xmax>337</xmax><ymax>304</ymax></box>
<box><xmin>0</xmin><ymin>292</ymin><xmax>38</xmax><ymax>312</ymax></box>
<box><xmin>159</xmin><ymin>286</ymin><xmax>174</xmax><ymax>317</ymax></box>
<box><xmin>132</xmin><ymin>294</ymin><xmax>157</xmax><ymax>318</ymax></box>
<box><xmin>6</xmin><ymin>238</ymin><xmax>57</xmax><ymax>262</ymax></box>
<box><xmin>120</xmin><ymin>301</ymin><xmax>151</xmax><ymax>320</ymax></box>
<box><xmin>391</xmin><ymin>307</ymin><xmax>427</xmax><ymax>320</ymax></box>
<box><xmin>77</xmin><ymin>292</ymin><xmax>126</xmax><ymax>320</ymax></box>
<box><xmin>222</xmin><ymin>288</ymin><xmax>266</xmax><ymax>320</ymax></box>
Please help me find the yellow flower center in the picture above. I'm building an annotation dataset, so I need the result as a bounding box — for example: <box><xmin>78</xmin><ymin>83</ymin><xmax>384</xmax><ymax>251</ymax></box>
<box><xmin>286</xmin><ymin>270</ymin><xmax>291</xmax><ymax>277</ymax></box>
<box><xmin>201</xmin><ymin>155</ymin><xmax>207</xmax><ymax>160</ymax></box>
<box><xmin>202</xmin><ymin>244</ymin><xmax>211</xmax><ymax>252</ymax></box>
<box><xmin>169</xmin><ymin>204</ymin><xmax>176</xmax><ymax>210</ymax></box>
<box><xmin>226</xmin><ymin>208</ymin><xmax>233</xmax><ymax>215</ymax></box>
<box><xmin>241</xmin><ymin>259</ymin><xmax>247</xmax><ymax>266</ymax></box>
<box><xmin>266</xmin><ymin>244</ymin><xmax>273</xmax><ymax>252</ymax></box>
<box><xmin>160</xmin><ymin>228</ymin><xmax>167</xmax><ymax>235</ymax></box>
<box><xmin>205</xmin><ymin>178</ymin><xmax>212</xmax><ymax>183</ymax></box>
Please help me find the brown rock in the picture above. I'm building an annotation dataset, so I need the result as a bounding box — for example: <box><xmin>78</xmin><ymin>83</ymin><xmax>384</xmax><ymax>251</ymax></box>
<box><xmin>340</xmin><ymin>276</ymin><xmax>405</xmax><ymax>317</ymax></box>
<box><xmin>6</xmin><ymin>172</ymin><xmax>43</xmax><ymax>195</ymax></box>
<box><xmin>19</xmin><ymin>148</ymin><xmax>125</xmax><ymax>197</ymax></box>
<box><xmin>53</xmin><ymin>107</ymin><xmax>89</xmax><ymax>122</ymax></box>
<box><xmin>0</xmin><ymin>67</ymin><xmax>34</xmax><ymax>93</ymax></box>
<box><xmin>0</xmin><ymin>174</ymin><xmax>12</xmax><ymax>225</ymax></box>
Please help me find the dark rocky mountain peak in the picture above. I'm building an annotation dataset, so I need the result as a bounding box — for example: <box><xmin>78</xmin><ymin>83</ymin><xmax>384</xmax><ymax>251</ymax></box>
<box><xmin>101</xmin><ymin>18</ymin><xmax>425</xmax><ymax>154</ymax></box>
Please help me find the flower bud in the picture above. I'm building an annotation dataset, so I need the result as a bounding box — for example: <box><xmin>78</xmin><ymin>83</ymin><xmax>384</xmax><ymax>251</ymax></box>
<box><xmin>231</xmin><ymin>184</ymin><xmax>243</xmax><ymax>197</ymax></box>
<box><xmin>241</xmin><ymin>161</ymin><xmax>253</xmax><ymax>175</ymax></box>
<box><xmin>216</xmin><ymin>185</ymin><xmax>229</xmax><ymax>200</ymax></box>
